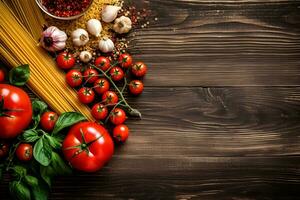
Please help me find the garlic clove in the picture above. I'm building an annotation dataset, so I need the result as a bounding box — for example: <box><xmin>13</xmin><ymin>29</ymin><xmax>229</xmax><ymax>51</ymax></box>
<box><xmin>101</xmin><ymin>5</ymin><xmax>121</xmax><ymax>23</ymax></box>
<box><xmin>113</xmin><ymin>16</ymin><xmax>132</xmax><ymax>34</ymax></box>
<box><xmin>87</xmin><ymin>19</ymin><xmax>102</xmax><ymax>37</ymax></box>
<box><xmin>79</xmin><ymin>51</ymin><xmax>92</xmax><ymax>63</ymax></box>
<box><xmin>40</xmin><ymin>26</ymin><xmax>67</xmax><ymax>52</ymax></box>
<box><xmin>72</xmin><ymin>28</ymin><xmax>89</xmax><ymax>46</ymax></box>
<box><xmin>98</xmin><ymin>37</ymin><xmax>114</xmax><ymax>53</ymax></box>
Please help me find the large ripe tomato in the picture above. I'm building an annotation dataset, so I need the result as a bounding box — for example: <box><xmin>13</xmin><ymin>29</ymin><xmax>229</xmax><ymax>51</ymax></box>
<box><xmin>40</xmin><ymin>111</ymin><xmax>58</xmax><ymax>132</ymax></box>
<box><xmin>78</xmin><ymin>87</ymin><xmax>95</xmax><ymax>104</ymax></box>
<box><xmin>110</xmin><ymin>67</ymin><xmax>124</xmax><ymax>82</ymax></box>
<box><xmin>0</xmin><ymin>84</ymin><xmax>32</xmax><ymax>139</ymax></box>
<box><xmin>16</xmin><ymin>143</ymin><xmax>33</xmax><ymax>161</ymax></box>
<box><xmin>62</xmin><ymin>122</ymin><xmax>114</xmax><ymax>172</ymax></box>
<box><xmin>94</xmin><ymin>56</ymin><xmax>110</xmax><ymax>71</ymax></box>
<box><xmin>94</xmin><ymin>78</ymin><xmax>110</xmax><ymax>95</ymax></box>
<box><xmin>118</xmin><ymin>53</ymin><xmax>133</xmax><ymax>68</ymax></box>
<box><xmin>66</xmin><ymin>69</ymin><xmax>83</xmax><ymax>88</ymax></box>
<box><xmin>56</xmin><ymin>52</ymin><xmax>75</xmax><ymax>70</ymax></box>
<box><xmin>131</xmin><ymin>62</ymin><xmax>147</xmax><ymax>77</ymax></box>
<box><xmin>129</xmin><ymin>80</ymin><xmax>144</xmax><ymax>95</ymax></box>
<box><xmin>109</xmin><ymin>108</ymin><xmax>126</xmax><ymax>125</ymax></box>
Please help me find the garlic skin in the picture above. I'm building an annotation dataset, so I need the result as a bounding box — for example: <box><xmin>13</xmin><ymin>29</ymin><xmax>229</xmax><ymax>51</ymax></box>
<box><xmin>113</xmin><ymin>16</ymin><xmax>132</xmax><ymax>34</ymax></box>
<box><xmin>40</xmin><ymin>26</ymin><xmax>67</xmax><ymax>52</ymax></box>
<box><xmin>87</xmin><ymin>19</ymin><xmax>102</xmax><ymax>37</ymax></box>
<box><xmin>79</xmin><ymin>51</ymin><xmax>92</xmax><ymax>63</ymax></box>
<box><xmin>98</xmin><ymin>37</ymin><xmax>114</xmax><ymax>53</ymax></box>
<box><xmin>72</xmin><ymin>29</ymin><xmax>89</xmax><ymax>46</ymax></box>
<box><xmin>101</xmin><ymin>5</ymin><xmax>121</xmax><ymax>23</ymax></box>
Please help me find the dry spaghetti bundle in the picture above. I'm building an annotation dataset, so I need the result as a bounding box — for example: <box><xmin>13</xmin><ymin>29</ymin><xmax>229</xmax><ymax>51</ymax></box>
<box><xmin>0</xmin><ymin>2</ymin><xmax>93</xmax><ymax>120</ymax></box>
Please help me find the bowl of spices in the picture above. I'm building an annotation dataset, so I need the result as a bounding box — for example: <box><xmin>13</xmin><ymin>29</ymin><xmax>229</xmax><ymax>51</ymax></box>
<box><xmin>36</xmin><ymin>0</ymin><xmax>93</xmax><ymax>20</ymax></box>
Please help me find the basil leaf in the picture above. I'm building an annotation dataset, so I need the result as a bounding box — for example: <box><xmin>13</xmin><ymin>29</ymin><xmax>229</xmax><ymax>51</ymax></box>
<box><xmin>22</xmin><ymin>129</ymin><xmax>40</xmax><ymax>142</ymax></box>
<box><xmin>9</xmin><ymin>181</ymin><xmax>31</xmax><ymax>200</ymax></box>
<box><xmin>52</xmin><ymin>112</ymin><xmax>86</xmax><ymax>135</ymax></box>
<box><xmin>51</xmin><ymin>152</ymin><xmax>72</xmax><ymax>175</ymax></box>
<box><xmin>31</xmin><ymin>181</ymin><xmax>48</xmax><ymax>200</ymax></box>
<box><xmin>33</xmin><ymin>137</ymin><xmax>52</xmax><ymax>166</ymax></box>
<box><xmin>32</xmin><ymin>100</ymin><xmax>48</xmax><ymax>128</ymax></box>
<box><xmin>40</xmin><ymin>165</ymin><xmax>54</xmax><ymax>187</ymax></box>
<box><xmin>9</xmin><ymin>64</ymin><xmax>30</xmax><ymax>86</ymax></box>
<box><xmin>11</xmin><ymin>165</ymin><xmax>27</xmax><ymax>178</ymax></box>
<box><xmin>45</xmin><ymin>135</ymin><xmax>62</xmax><ymax>149</ymax></box>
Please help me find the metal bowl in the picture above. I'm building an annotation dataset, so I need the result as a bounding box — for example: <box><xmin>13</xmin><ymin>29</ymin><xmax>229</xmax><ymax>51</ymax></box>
<box><xmin>35</xmin><ymin>0</ymin><xmax>94</xmax><ymax>20</ymax></box>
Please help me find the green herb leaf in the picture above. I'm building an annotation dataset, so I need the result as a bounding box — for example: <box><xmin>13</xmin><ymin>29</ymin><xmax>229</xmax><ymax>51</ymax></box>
<box><xmin>11</xmin><ymin>165</ymin><xmax>27</xmax><ymax>178</ymax></box>
<box><xmin>51</xmin><ymin>152</ymin><xmax>72</xmax><ymax>175</ymax></box>
<box><xmin>31</xmin><ymin>181</ymin><xmax>48</xmax><ymax>200</ymax></box>
<box><xmin>9</xmin><ymin>181</ymin><xmax>31</xmax><ymax>200</ymax></box>
<box><xmin>33</xmin><ymin>137</ymin><xmax>52</xmax><ymax>166</ymax></box>
<box><xmin>9</xmin><ymin>64</ymin><xmax>30</xmax><ymax>86</ymax></box>
<box><xmin>32</xmin><ymin>100</ymin><xmax>48</xmax><ymax>128</ymax></box>
<box><xmin>22</xmin><ymin>129</ymin><xmax>40</xmax><ymax>142</ymax></box>
<box><xmin>40</xmin><ymin>165</ymin><xmax>54</xmax><ymax>187</ymax></box>
<box><xmin>45</xmin><ymin>135</ymin><xmax>62</xmax><ymax>149</ymax></box>
<box><xmin>24</xmin><ymin>175</ymin><xmax>39</xmax><ymax>187</ymax></box>
<box><xmin>52</xmin><ymin>112</ymin><xmax>86</xmax><ymax>135</ymax></box>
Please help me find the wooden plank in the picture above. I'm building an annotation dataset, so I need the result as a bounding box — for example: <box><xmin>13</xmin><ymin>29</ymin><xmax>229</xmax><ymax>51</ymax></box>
<box><xmin>1</xmin><ymin>86</ymin><xmax>300</xmax><ymax>199</ymax></box>
<box><xmin>129</xmin><ymin>0</ymin><xmax>300</xmax><ymax>86</ymax></box>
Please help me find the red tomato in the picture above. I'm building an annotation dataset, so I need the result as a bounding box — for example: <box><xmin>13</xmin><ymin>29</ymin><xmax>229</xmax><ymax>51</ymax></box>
<box><xmin>78</xmin><ymin>87</ymin><xmax>95</xmax><ymax>104</ymax></box>
<box><xmin>16</xmin><ymin>143</ymin><xmax>33</xmax><ymax>161</ymax></box>
<box><xmin>94</xmin><ymin>56</ymin><xmax>110</xmax><ymax>71</ymax></box>
<box><xmin>113</xmin><ymin>124</ymin><xmax>129</xmax><ymax>143</ymax></box>
<box><xmin>56</xmin><ymin>52</ymin><xmax>75</xmax><ymax>70</ymax></box>
<box><xmin>62</xmin><ymin>122</ymin><xmax>114</xmax><ymax>172</ymax></box>
<box><xmin>118</xmin><ymin>53</ymin><xmax>133</xmax><ymax>68</ymax></box>
<box><xmin>66</xmin><ymin>70</ymin><xmax>83</xmax><ymax>88</ymax></box>
<box><xmin>0</xmin><ymin>84</ymin><xmax>32</xmax><ymax>139</ymax></box>
<box><xmin>110</xmin><ymin>67</ymin><xmax>124</xmax><ymax>81</ymax></box>
<box><xmin>129</xmin><ymin>80</ymin><xmax>144</xmax><ymax>95</ymax></box>
<box><xmin>102</xmin><ymin>91</ymin><xmax>118</xmax><ymax>105</ymax></box>
<box><xmin>0</xmin><ymin>140</ymin><xmax>9</xmax><ymax>158</ymax></box>
<box><xmin>109</xmin><ymin>108</ymin><xmax>126</xmax><ymax>125</ymax></box>
<box><xmin>40</xmin><ymin>111</ymin><xmax>58</xmax><ymax>132</ymax></box>
<box><xmin>0</xmin><ymin>69</ymin><xmax>5</xmax><ymax>83</ymax></box>
<box><xmin>131</xmin><ymin>62</ymin><xmax>147</xmax><ymax>77</ymax></box>
<box><xmin>91</xmin><ymin>103</ymin><xmax>108</xmax><ymax>120</ymax></box>
<box><xmin>83</xmin><ymin>68</ymin><xmax>99</xmax><ymax>84</ymax></box>
<box><xmin>94</xmin><ymin>78</ymin><xmax>110</xmax><ymax>95</ymax></box>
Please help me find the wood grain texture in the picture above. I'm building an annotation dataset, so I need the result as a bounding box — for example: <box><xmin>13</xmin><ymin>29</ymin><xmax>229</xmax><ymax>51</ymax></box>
<box><xmin>129</xmin><ymin>0</ymin><xmax>300</xmax><ymax>86</ymax></box>
<box><xmin>1</xmin><ymin>87</ymin><xmax>300</xmax><ymax>199</ymax></box>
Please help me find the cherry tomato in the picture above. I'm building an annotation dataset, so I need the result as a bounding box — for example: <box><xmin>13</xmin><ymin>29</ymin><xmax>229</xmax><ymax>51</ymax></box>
<box><xmin>83</xmin><ymin>68</ymin><xmax>99</xmax><ymax>84</ymax></box>
<box><xmin>113</xmin><ymin>124</ymin><xmax>129</xmax><ymax>143</ymax></box>
<box><xmin>78</xmin><ymin>87</ymin><xmax>95</xmax><ymax>104</ymax></box>
<box><xmin>16</xmin><ymin>143</ymin><xmax>33</xmax><ymax>161</ymax></box>
<box><xmin>56</xmin><ymin>52</ymin><xmax>75</xmax><ymax>70</ymax></box>
<box><xmin>110</xmin><ymin>67</ymin><xmax>124</xmax><ymax>81</ymax></box>
<box><xmin>66</xmin><ymin>69</ymin><xmax>83</xmax><ymax>88</ymax></box>
<box><xmin>0</xmin><ymin>84</ymin><xmax>33</xmax><ymax>139</ymax></box>
<box><xmin>40</xmin><ymin>111</ymin><xmax>58</xmax><ymax>132</ymax></box>
<box><xmin>109</xmin><ymin>108</ymin><xmax>126</xmax><ymax>125</ymax></box>
<box><xmin>102</xmin><ymin>91</ymin><xmax>118</xmax><ymax>105</ymax></box>
<box><xmin>0</xmin><ymin>69</ymin><xmax>5</xmax><ymax>83</ymax></box>
<box><xmin>94</xmin><ymin>56</ymin><xmax>110</xmax><ymax>71</ymax></box>
<box><xmin>129</xmin><ymin>80</ymin><xmax>144</xmax><ymax>95</ymax></box>
<box><xmin>118</xmin><ymin>53</ymin><xmax>133</xmax><ymax>68</ymax></box>
<box><xmin>132</xmin><ymin>62</ymin><xmax>147</xmax><ymax>77</ymax></box>
<box><xmin>62</xmin><ymin>122</ymin><xmax>114</xmax><ymax>172</ymax></box>
<box><xmin>94</xmin><ymin>78</ymin><xmax>110</xmax><ymax>95</ymax></box>
<box><xmin>91</xmin><ymin>103</ymin><xmax>108</xmax><ymax>120</ymax></box>
<box><xmin>0</xmin><ymin>140</ymin><xmax>9</xmax><ymax>158</ymax></box>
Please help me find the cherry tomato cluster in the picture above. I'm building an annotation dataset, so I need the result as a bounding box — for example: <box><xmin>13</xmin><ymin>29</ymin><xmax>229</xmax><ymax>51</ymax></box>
<box><xmin>56</xmin><ymin>52</ymin><xmax>148</xmax><ymax>143</ymax></box>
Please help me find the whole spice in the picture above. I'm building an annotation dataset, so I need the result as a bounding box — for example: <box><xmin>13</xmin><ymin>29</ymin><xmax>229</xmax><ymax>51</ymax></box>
<box><xmin>101</xmin><ymin>5</ymin><xmax>121</xmax><ymax>23</ymax></box>
<box><xmin>40</xmin><ymin>26</ymin><xmax>67</xmax><ymax>52</ymax></box>
<box><xmin>98</xmin><ymin>37</ymin><xmax>114</xmax><ymax>53</ymax></box>
<box><xmin>113</xmin><ymin>16</ymin><xmax>132</xmax><ymax>34</ymax></box>
<box><xmin>79</xmin><ymin>51</ymin><xmax>92</xmax><ymax>63</ymax></box>
<box><xmin>87</xmin><ymin>19</ymin><xmax>102</xmax><ymax>37</ymax></box>
<box><xmin>72</xmin><ymin>28</ymin><xmax>89</xmax><ymax>46</ymax></box>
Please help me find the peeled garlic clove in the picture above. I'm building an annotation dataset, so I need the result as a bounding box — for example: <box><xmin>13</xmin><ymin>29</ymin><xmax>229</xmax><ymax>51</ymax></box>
<box><xmin>80</xmin><ymin>51</ymin><xmax>92</xmax><ymax>63</ymax></box>
<box><xmin>87</xmin><ymin>19</ymin><xmax>102</xmax><ymax>37</ymax></box>
<box><xmin>72</xmin><ymin>28</ymin><xmax>89</xmax><ymax>46</ymax></box>
<box><xmin>101</xmin><ymin>5</ymin><xmax>121</xmax><ymax>23</ymax></box>
<box><xmin>98</xmin><ymin>37</ymin><xmax>114</xmax><ymax>53</ymax></box>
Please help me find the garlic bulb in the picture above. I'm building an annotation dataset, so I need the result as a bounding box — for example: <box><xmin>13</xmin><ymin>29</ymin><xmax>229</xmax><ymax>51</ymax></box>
<box><xmin>87</xmin><ymin>19</ymin><xmax>102</xmax><ymax>37</ymax></box>
<box><xmin>98</xmin><ymin>37</ymin><xmax>114</xmax><ymax>53</ymax></box>
<box><xmin>79</xmin><ymin>51</ymin><xmax>92</xmax><ymax>63</ymax></box>
<box><xmin>101</xmin><ymin>5</ymin><xmax>121</xmax><ymax>23</ymax></box>
<box><xmin>113</xmin><ymin>16</ymin><xmax>132</xmax><ymax>34</ymax></box>
<box><xmin>72</xmin><ymin>29</ymin><xmax>89</xmax><ymax>46</ymax></box>
<box><xmin>40</xmin><ymin>26</ymin><xmax>67</xmax><ymax>52</ymax></box>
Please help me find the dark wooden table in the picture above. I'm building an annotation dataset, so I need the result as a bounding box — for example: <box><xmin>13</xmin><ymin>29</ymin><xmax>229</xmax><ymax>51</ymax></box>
<box><xmin>1</xmin><ymin>0</ymin><xmax>300</xmax><ymax>199</ymax></box>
